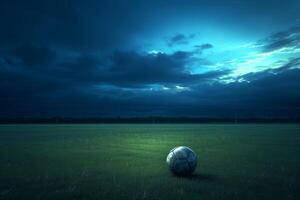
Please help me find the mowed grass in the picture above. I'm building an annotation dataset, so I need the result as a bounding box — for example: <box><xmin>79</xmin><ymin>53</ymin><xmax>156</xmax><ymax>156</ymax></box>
<box><xmin>0</xmin><ymin>124</ymin><xmax>300</xmax><ymax>200</ymax></box>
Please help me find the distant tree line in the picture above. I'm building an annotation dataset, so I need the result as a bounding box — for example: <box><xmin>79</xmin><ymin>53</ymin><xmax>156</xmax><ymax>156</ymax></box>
<box><xmin>0</xmin><ymin>116</ymin><xmax>299</xmax><ymax>124</ymax></box>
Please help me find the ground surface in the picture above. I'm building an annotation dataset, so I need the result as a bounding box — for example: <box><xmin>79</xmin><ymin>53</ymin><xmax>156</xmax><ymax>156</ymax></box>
<box><xmin>0</xmin><ymin>124</ymin><xmax>299</xmax><ymax>200</ymax></box>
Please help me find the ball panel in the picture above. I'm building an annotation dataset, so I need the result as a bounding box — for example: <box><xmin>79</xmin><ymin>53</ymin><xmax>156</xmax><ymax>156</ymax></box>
<box><xmin>166</xmin><ymin>151</ymin><xmax>177</xmax><ymax>172</ymax></box>
<box><xmin>173</xmin><ymin>147</ymin><xmax>188</xmax><ymax>159</ymax></box>
<box><xmin>173</xmin><ymin>159</ymin><xmax>190</xmax><ymax>175</ymax></box>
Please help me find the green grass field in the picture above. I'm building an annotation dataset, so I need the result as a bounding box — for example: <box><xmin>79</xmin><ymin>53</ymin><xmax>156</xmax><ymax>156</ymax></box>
<box><xmin>0</xmin><ymin>124</ymin><xmax>299</xmax><ymax>200</ymax></box>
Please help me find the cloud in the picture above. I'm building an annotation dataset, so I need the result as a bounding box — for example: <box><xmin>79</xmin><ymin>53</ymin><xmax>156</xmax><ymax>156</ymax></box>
<box><xmin>0</xmin><ymin>0</ymin><xmax>153</xmax><ymax>51</ymax></box>
<box><xmin>100</xmin><ymin>50</ymin><xmax>227</xmax><ymax>87</ymax></box>
<box><xmin>259</xmin><ymin>26</ymin><xmax>300</xmax><ymax>52</ymax></box>
<box><xmin>1</xmin><ymin>44</ymin><xmax>299</xmax><ymax>118</ymax></box>
<box><xmin>2</xmin><ymin>63</ymin><xmax>299</xmax><ymax>118</ymax></box>
<box><xmin>167</xmin><ymin>34</ymin><xmax>192</xmax><ymax>47</ymax></box>
<box><xmin>12</xmin><ymin>43</ymin><xmax>56</xmax><ymax>67</ymax></box>
<box><xmin>0</xmin><ymin>1</ymin><xmax>299</xmax><ymax>118</ymax></box>
<box><xmin>1</xmin><ymin>30</ymin><xmax>299</xmax><ymax>118</ymax></box>
<box><xmin>194</xmin><ymin>43</ymin><xmax>213</xmax><ymax>50</ymax></box>
<box><xmin>0</xmin><ymin>45</ymin><xmax>228</xmax><ymax>98</ymax></box>
<box><xmin>183</xmin><ymin>60</ymin><xmax>300</xmax><ymax>117</ymax></box>
<box><xmin>238</xmin><ymin>57</ymin><xmax>300</xmax><ymax>81</ymax></box>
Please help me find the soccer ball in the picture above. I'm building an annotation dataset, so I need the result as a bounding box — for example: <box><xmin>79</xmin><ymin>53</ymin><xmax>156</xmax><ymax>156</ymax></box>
<box><xmin>166</xmin><ymin>146</ymin><xmax>197</xmax><ymax>176</ymax></box>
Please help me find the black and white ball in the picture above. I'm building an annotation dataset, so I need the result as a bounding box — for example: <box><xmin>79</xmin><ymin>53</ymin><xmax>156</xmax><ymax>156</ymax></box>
<box><xmin>166</xmin><ymin>146</ymin><xmax>197</xmax><ymax>176</ymax></box>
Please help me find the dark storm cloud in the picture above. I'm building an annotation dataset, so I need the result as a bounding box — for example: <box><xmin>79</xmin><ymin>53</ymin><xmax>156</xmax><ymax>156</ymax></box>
<box><xmin>182</xmin><ymin>58</ymin><xmax>300</xmax><ymax>117</ymax></box>
<box><xmin>259</xmin><ymin>26</ymin><xmax>300</xmax><ymax>52</ymax></box>
<box><xmin>0</xmin><ymin>48</ymin><xmax>101</xmax><ymax>102</ymax></box>
<box><xmin>0</xmin><ymin>45</ymin><xmax>227</xmax><ymax>97</ymax></box>
<box><xmin>101</xmin><ymin>51</ymin><xmax>227</xmax><ymax>87</ymax></box>
<box><xmin>0</xmin><ymin>0</ymin><xmax>150</xmax><ymax>51</ymax></box>
<box><xmin>1</xmin><ymin>0</ymin><xmax>298</xmax><ymax>52</ymax></box>
<box><xmin>0</xmin><ymin>66</ymin><xmax>62</xmax><ymax>118</ymax></box>
<box><xmin>0</xmin><ymin>0</ymin><xmax>300</xmax><ymax>118</ymax></box>
<box><xmin>55</xmin><ymin>53</ymin><xmax>104</xmax><ymax>84</ymax></box>
<box><xmin>12</xmin><ymin>43</ymin><xmax>56</xmax><ymax>67</ymax></box>
<box><xmin>1</xmin><ymin>52</ymin><xmax>300</xmax><ymax>118</ymax></box>
<box><xmin>3</xmin><ymin>62</ymin><xmax>298</xmax><ymax>118</ymax></box>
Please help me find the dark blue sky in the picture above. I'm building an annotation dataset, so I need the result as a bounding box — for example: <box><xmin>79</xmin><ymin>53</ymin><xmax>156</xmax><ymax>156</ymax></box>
<box><xmin>0</xmin><ymin>0</ymin><xmax>300</xmax><ymax>118</ymax></box>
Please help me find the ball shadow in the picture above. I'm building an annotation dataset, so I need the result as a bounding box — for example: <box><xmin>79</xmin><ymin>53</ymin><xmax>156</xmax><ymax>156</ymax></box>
<box><xmin>180</xmin><ymin>173</ymin><xmax>218</xmax><ymax>183</ymax></box>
